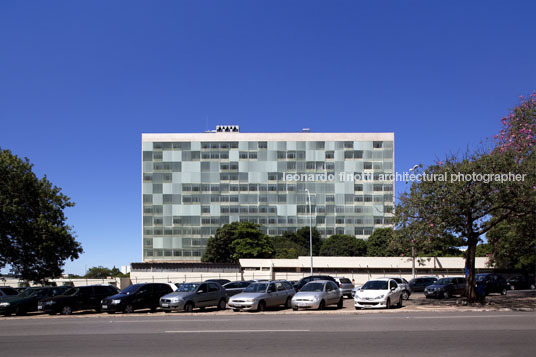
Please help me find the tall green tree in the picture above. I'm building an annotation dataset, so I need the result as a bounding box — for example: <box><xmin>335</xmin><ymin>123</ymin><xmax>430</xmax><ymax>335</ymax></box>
<box><xmin>202</xmin><ymin>222</ymin><xmax>274</xmax><ymax>263</ymax></box>
<box><xmin>320</xmin><ymin>234</ymin><xmax>367</xmax><ymax>256</ymax></box>
<box><xmin>366</xmin><ymin>228</ymin><xmax>394</xmax><ymax>256</ymax></box>
<box><xmin>0</xmin><ymin>148</ymin><xmax>83</xmax><ymax>283</ymax></box>
<box><xmin>231</xmin><ymin>224</ymin><xmax>275</xmax><ymax>260</ymax></box>
<box><xmin>272</xmin><ymin>235</ymin><xmax>308</xmax><ymax>259</ymax></box>
<box><xmin>287</xmin><ymin>227</ymin><xmax>322</xmax><ymax>255</ymax></box>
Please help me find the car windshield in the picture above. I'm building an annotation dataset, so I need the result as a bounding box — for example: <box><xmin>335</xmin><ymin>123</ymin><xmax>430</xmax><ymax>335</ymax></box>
<box><xmin>244</xmin><ymin>283</ymin><xmax>268</xmax><ymax>293</ymax></box>
<box><xmin>436</xmin><ymin>278</ymin><xmax>452</xmax><ymax>285</ymax></box>
<box><xmin>362</xmin><ymin>281</ymin><xmax>388</xmax><ymax>290</ymax></box>
<box><xmin>176</xmin><ymin>283</ymin><xmax>200</xmax><ymax>292</ymax></box>
<box><xmin>63</xmin><ymin>288</ymin><xmax>79</xmax><ymax>296</ymax></box>
<box><xmin>301</xmin><ymin>282</ymin><xmax>324</xmax><ymax>292</ymax></box>
<box><xmin>120</xmin><ymin>284</ymin><xmax>142</xmax><ymax>295</ymax></box>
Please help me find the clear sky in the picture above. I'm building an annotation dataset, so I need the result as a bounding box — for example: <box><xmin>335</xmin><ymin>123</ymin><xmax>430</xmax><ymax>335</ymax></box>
<box><xmin>1</xmin><ymin>1</ymin><xmax>535</xmax><ymax>275</ymax></box>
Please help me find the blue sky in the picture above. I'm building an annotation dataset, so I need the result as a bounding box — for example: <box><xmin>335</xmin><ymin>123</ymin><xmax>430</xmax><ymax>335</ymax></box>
<box><xmin>1</xmin><ymin>1</ymin><xmax>535</xmax><ymax>275</ymax></box>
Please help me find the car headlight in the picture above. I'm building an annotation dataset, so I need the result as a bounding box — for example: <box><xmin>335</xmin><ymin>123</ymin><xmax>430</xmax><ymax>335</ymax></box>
<box><xmin>244</xmin><ymin>298</ymin><xmax>256</xmax><ymax>303</ymax></box>
<box><xmin>171</xmin><ymin>297</ymin><xmax>183</xmax><ymax>303</ymax></box>
<box><xmin>0</xmin><ymin>302</ymin><xmax>10</xmax><ymax>307</ymax></box>
<box><xmin>45</xmin><ymin>300</ymin><xmax>56</xmax><ymax>305</ymax></box>
<box><xmin>375</xmin><ymin>295</ymin><xmax>385</xmax><ymax>299</ymax></box>
<box><xmin>111</xmin><ymin>300</ymin><xmax>121</xmax><ymax>305</ymax></box>
<box><xmin>311</xmin><ymin>296</ymin><xmax>321</xmax><ymax>302</ymax></box>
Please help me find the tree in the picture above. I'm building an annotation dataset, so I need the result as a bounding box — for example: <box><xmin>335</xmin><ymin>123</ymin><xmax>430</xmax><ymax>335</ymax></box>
<box><xmin>485</xmin><ymin>220</ymin><xmax>535</xmax><ymax>270</ymax></box>
<box><xmin>287</xmin><ymin>227</ymin><xmax>323</xmax><ymax>255</ymax></box>
<box><xmin>84</xmin><ymin>266</ymin><xmax>125</xmax><ymax>279</ymax></box>
<box><xmin>0</xmin><ymin>148</ymin><xmax>83</xmax><ymax>283</ymax></box>
<box><xmin>366</xmin><ymin>228</ymin><xmax>394</xmax><ymax>256</ymax></box>
<box><xmin>272</xmin><ymin>235</ymin><xmax>308</xmax><ymax>259</ymax></box>
<box><xmin>389</xmin><ymin>225</ymin><xmax>464</xmax><ymax>257</ymax></box>
<box><xmin>231</xmin><ymin>224</ymin><xmax>275</xmax><ymax>260</ymax></box>
<box><xmin>396</xmin><ymin>150</ymin><xmax>532</xmax><ymax>302</ymax></box>
<box><xmin>320</xmin><ymin>234</ymin><xmax>367</xmax><ymax>256</ymax></box>
<box><xmin>202</xmin><ymin>222</ymin><xmax>274</xmax><ymax>263</ymax></box>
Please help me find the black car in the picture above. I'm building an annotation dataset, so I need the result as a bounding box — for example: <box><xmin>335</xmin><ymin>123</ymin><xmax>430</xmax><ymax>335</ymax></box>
<box><xmin>38</xmin><ymin>285</ymin><xmax>119</xmax><ymax>315</ymax></box>
<box><xmin>0</xmin><ymin>286</ymin><xmax>70</xmax><ymax>316</ymax></box>
<box><xmin>101</xmin><ymin>283</ymin><xmax>174</xmax><ymax>313</ymax></box>
<box><xmin>205</xmin><ymin>279</ymin><xmax>231</xmax><ymax>286</ymax></box>
<box><xmin>409</xmin><ymin>277</ymin><xmax>438</xmax><ymax>292</ymax></box>
<box><xmin>424</xmin><ymin>277</ymin><xmax>466</xmax><ymax>299</ymax></box>
<box><xmin>294</xmin><ymin>275</ymin><xmax>337</xmax><ymax>291</ymax></box>
<box><xmin>476</xmin><ymin>273</ymin><xmax>508</xmax><ymax>295</ymax></box>
<box><xmin>222</xmin><ymin>280</ymin><xmax>254</xmax><ymax>297</ymax></box>
<box><xmin>507</xmin><ymin>275</ymin><xmax>536</xmax><ymax>290</ymax></box>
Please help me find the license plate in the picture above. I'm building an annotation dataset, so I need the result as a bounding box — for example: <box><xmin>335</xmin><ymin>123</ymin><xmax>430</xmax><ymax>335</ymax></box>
<box><xmin>161</xmin><ymin>303</ymin><xmax>169</xmax><ymax>308</ymax></box>
<box><xmin>102</xmin><ymin>305</ymin><xmax>108</xmax><ymax>309</ymax></box>
<box><xmin>38</xmin><ymin>306</ymin><xmax>42</xmax><ymax>310</ymax></box>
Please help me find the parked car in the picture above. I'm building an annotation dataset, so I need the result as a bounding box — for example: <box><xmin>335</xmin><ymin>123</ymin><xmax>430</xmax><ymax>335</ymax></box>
<box><xmin>476</xmin><ymin>273</ymin><xmax>508</xmax><ymax>295</ymax></box>
<box><xmin>291</xmin><ymin>280</ymin><xmax>343</xmax><ymax>310</ymax></box>
<box><xmin>228</xmin><ymin>280</ymin><xmax>295</xmax><ymax>312</ymax></box>
<box><xmin>354</xmin><ymin>278</ymin><xmax>403</xmax><ymax>309</ymax></box>
<box><xmin>507</xmin><ymin>275</ymin><xmax>536</xmax><ymax>290</ymax></box>
<box><xmin>0</xmin><ymin>286</ymin><xmax>20</xmax><ymax>299</ymax></box>
<box><xmin>334</xmin><ymin>277</ymin><xmax>354</xmax><ymax>298</ymax></box>
<box><xmin>351</xmin><ymin>285</ymin><xmax>363</xmax><ymax>298</ymax></box>
<box><xmin>408</xmin><ymin>277</ymin><xmax>438</xmax><ymax>292</ymax></box>
<box><xmin>294</xmin><ymin>275</ymin><xmax>337</xmax><ymax>291</ymax></box>
<box><xmin>424</xmin><ymin>277</ymin><xmax>466</xmax><ymax>298</ymax></box>
<box><xmin>223</xmin><ymin>280</ymin><xmax>254</xmax><ymax>297</ymax></box>
<box><xmin>38</xmin><ymin>285</ymin><xmax>119</xmax><ymax>315</ymax></box>
<box><xmin>385</xmin><ymin>277</ymin><xmax>412</xmax><ymax>300</ymax></box>
<box><xmin>0</xmin><ymin>286</ymin><xmax>70</xmax><ymax>316</ymax></box>
<box><xmin>159</xmin><ymin>282</ymin><xmax>228</xmax><ymax>313</ymax></box>
<box><xmin>205</xmin><ymin>279</ymin><xmax>231</xmax><ymax>286</ymax></box>
<box><xmin>101</xmin><ymin>283</ymin><xmax>174</xmax><ymax>314</ymax></box>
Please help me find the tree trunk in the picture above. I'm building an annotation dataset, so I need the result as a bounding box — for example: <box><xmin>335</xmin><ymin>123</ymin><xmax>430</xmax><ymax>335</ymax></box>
<box><xmin>465</xmin><ymin>237</ymin><xmax>477</xmax><ymax>303</ymax></box>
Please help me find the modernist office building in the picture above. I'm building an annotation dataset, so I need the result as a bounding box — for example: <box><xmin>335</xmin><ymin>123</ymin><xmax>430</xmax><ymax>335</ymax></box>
<box><xmin>142</xmin><ymin>127</ymin><xmax>394</xmax><ymax>262</ymax></box>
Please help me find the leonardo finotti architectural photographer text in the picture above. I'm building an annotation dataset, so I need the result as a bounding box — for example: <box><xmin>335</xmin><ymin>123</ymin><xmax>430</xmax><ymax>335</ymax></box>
<box><xmin>282</xmin><ymin>172</ymin><xmax>527</xmax><ymax>183</ymax></box>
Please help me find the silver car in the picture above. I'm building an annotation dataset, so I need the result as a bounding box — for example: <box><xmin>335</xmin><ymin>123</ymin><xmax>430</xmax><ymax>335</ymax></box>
<box><xmin>291</xmin><ymin>280</ymin><xmax>343</xmax><ymax>310</ymax></box>
<box><xmin>334</xmin><ymin>277</ymin><xmax>355</xmax><ymax>298</ymax></box>
<box><xmin>159</xmin><ymin>282</ymin><xmax>227</xmax><ymax>313</ymax></box>
<box><xmin>228</xmin><ymin>280</ymin><xmax>295</xmax><ymax>312</ymax></box>
<box><xmin>386</xmin><ymin>277</ymin><xmax>412</xmax><ymax>300</ymax></box>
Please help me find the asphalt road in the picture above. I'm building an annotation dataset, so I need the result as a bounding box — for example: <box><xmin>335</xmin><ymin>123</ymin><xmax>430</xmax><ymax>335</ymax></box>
<box><xmin>0</xmin><ymin>311</ymin><xmax>534</xmax><ymax>357</ymax></box>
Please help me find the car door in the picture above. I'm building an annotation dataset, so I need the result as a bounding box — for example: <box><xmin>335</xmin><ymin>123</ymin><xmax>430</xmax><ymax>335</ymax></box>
<box><xmin>266</xmin><ymin>283</ymin><xmax>278</xmax><ymax>306</ymax></box>
<box><xmin>134</xmin><ymin>284</ymin><xmax>152</xmax><ymax>310</ymax></box>
<box><xmin>325</xmin><ymin>282</ymin><xmax>338</xmax><ymax>304</ymax></box>
<box><xmin>195</xmin><ymin>283</ymin><xmax>210</xmax><ymax>307</ymax></box>
<box><xmin>207</xmin><ymin>283</ymin><xmax>220</xmax><ymax>306</ymax></box>
<box><xmin>389</xmin><ymin>280</ymin><xmax>400</xmax><ymax>301</ymax></box>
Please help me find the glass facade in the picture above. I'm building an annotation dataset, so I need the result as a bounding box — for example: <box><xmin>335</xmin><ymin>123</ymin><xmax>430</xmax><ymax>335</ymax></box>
<box><xmin>142</xmin><ymin>132</ymin><xmax>394</xmax><ymax>261</ymax></box>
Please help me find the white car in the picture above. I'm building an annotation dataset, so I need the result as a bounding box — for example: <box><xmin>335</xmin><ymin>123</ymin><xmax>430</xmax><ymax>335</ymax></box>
<box><xmin>354</xmin><ymin>278</ymin><xmax>403</xmax><ymax>309</ymax></box>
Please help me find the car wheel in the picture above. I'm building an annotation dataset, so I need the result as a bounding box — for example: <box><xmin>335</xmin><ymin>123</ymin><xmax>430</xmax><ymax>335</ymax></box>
<box><xmin>61</xmin><ymin>306</ymin><xmax>72</xmax><ymax>315</ymax></box>
<box><xmin>233</xmin><ymin>308</ymin><xmax>240</xmax><ymax>312</ymax></box>
<box><xmin>15</xmin><ymin>307</ymin><xmax>26</xmax><ymax>316</ymax></box>
<box><xmin>401</xmin><ymin>290</ymin><xmax>409</xmax><ymax>300</ymax></box>
<box><xmin>292</xmin><ymin>306</ymin><xmax>298</xmax><ymax>311</ymax></box>
<box><xmin>284</xmin><ymin>297</ymin><xmax>291</xmax><ymax>309</ymax></box>
<box><xmin>184</xmin><ymin>302</ymin><xmax>194</xmax><ymax>313</ymax></box>
<box><xmin>385</xmin><ymin>298</ymin><xmax>391</xmax><ymax>309</ymax></box>
<box><xmin>124</xmin><ymin>304</ymin><xmax>134</xmax><ymax>314</ymax></box>
<box><xmin>501</xmin><ymin>288</ymin><xmax>507</xmax><ymax>295</ymax></box>
<box><xmin>337</xmin><ymin>297</ymin><xmax>343</xmax><ymax>309</ymax></box>
<box><xmin>257</xmin><ymin>301</ymin><xmax>266</xmax><ymax>312</ymax></box>
<box><xmin>397</xmin><ymin>296</ymin><xmax>403</xmax><ymax>308</ymax></box>
<box><xmin>3</xmin><ymin>312</ymin><xmax>12</xmax><ymax>317</ymax></box>
<box><xmin>318</xmin><ymin>300</ymin><xmax>325</xmax><ymax>310</ymax></box>
<box><xmin>355</xmin><ymin>306</ymin><xmax>361</xmax><ymax>310</ymax></box>
<box><xmin>346</xmin><ymin>294</ymin><xmax>352</xmax><ymax>299</ymax></box>
<box><xmin>217</xmin><ymin>298</ymin><xmax>226</xmax><ymax>310</ymax></box>
<box><xmin>150</xmin><ymin>306</ymin><xmax>157</xmax><ymax>313</ymax></box>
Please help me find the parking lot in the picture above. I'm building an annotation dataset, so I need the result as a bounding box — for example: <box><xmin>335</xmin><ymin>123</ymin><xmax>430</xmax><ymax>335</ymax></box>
<box><xmin>2</xmin><ymin>289</ymin><xmax>533</xmax><ymax>320</ymax></box>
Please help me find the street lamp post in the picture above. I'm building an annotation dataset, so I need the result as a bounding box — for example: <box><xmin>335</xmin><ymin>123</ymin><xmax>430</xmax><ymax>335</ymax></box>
<box><xmin>409</xmin><ymin>164</ymin><xmax>419</xmax><ymax>279</ymax></box>
<box><xmin>305</xmin><ymin>189</ymin><xmax>313</xmax><ymax>276</ymax></box>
